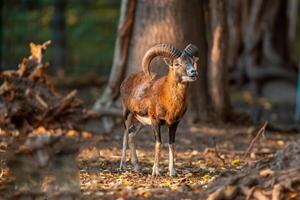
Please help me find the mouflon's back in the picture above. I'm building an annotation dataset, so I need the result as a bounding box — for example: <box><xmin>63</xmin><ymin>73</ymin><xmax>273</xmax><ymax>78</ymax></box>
<box><xmin>120</xmin><ymin>71</ymin><xmax>153</xmax><ymax>115</ymax></box>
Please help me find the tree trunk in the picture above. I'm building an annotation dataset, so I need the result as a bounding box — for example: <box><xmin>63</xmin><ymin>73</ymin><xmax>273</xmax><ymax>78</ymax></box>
<box><xmin>288</xmin><ymin>0</ymin><xmax>298</xmax><ymax>46</ymax></box>
<box><xmin>93</xmin><ymin>0</ymin><xmax>137</xmax><ymax>112</ymax></box>
<box><xmin>208</xmin><ymin>0</ymin><xmax>232</xmax><ymax>121</ymax></box>
<box><xmin>94</xmin><ymin>0</ymin><xmax>210</xmax><ymax>123</ymax></box>
<box><xmin>226</xmin><ymin>0</ymin><xmax>244</xmax><ymax>71</ymax></box>
<box><xmin>53</xmin><ymin>0</ymin><xmax>66</xmax><ymax>72</ymax></box>
<box><xmin>122</xmin><ymin>0</ymin><xmax>210</xmax><ymax>121</ymax></box>
<box><xmin>0</xmin><ymin>0</ymin><xmax>2</xmax><ymax>71</ymax></box>
<box><xmin>189</xmin><ymin>1</ymin><xmax>210</xmax><ymax>122</ymax></box>
<box><xmin>227</xmin><ymin>0</ymin><xmax>297</xmax><ymax>89</ymax></box>
<box><xmin>126</xmin><ymin>0</ymin><xmax>206</xmax><ymax>76</ymax></box>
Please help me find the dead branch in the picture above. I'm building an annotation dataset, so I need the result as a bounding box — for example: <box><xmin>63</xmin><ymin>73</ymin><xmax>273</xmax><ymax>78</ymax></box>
<box><xmin>0</xmin><ymin>41</ymin><xmax>99</xmax><ymax>199</ymax></box>
<box><xmin>243</xmin><ymin>122</ymin><xmax>268</xmax><ymax>160</ymax></box>
<box><xmin>0</xmin><ymin>41</ymin><xmax>99</xmax><ymax>133</ymax></box>
<box><xmin>35</xmin><ymin>94</ymin><xmax>48</xmax><ymax>109</ymax></box>
<box><xmin>203</xmin><ymin>141</ymin><xmax>300</xmax><ymax>199</ymax></box>
<box><xmin>212</xmin><ymin>137</ymin><xmax>226</xmax><ymax>166</ymax></box>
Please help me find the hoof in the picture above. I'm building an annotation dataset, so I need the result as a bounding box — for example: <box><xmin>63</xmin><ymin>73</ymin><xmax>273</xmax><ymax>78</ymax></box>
<box><xmin>133</xmin><ymin>164</ymin><xmax>141</xmax><ymax>172</ymax></box>
<box><xmin>169</xmin><ymin>169</ymin><xmax>177</xmax><ymax>177</ymax></box>
<box><xmin>152</xmin><ymin>171</ymin><xmax>161</xmax><ymax>176</ymax></box>
<box><xmin>152</xmin><ymin>167</ymin><xmax>161</xmax><ymax>176</ymax></box>
<box><xmin>119</xmin><ymin>162</ymin><xmax>126</xmax><ymax>171</ymax></box>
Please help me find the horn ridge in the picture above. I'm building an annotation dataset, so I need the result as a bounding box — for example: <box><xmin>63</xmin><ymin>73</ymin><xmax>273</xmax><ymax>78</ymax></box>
<box><xmin>142</xmin><ymin>44</ymin><xmax>182</xmax><ymax>77</ymax></box>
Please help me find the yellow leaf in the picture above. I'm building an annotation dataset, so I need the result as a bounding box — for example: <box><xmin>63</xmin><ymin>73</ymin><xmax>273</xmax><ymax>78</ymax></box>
<box><xmin>123</xmin><ymin>179</ymin><xmax>130</xmax><ymax>185</ymax></box>
<box><xmin>162</xmin><ymin>181</ymin><xmax>170</xmax><ymax>187</ymax></box>
<box><xmin>66</xmin><ymin>130</ymin><xmax>79</xmax><ymax>137</ymax></box>
<box><xmin>231</xmin><ymin>159</ymin><xmax>240</xmax><ymax>165</ymax></box>
<box><xmin>290</xmin><ymin>192</ymin><xmax>298</xmax><ymax>199</ymax></box>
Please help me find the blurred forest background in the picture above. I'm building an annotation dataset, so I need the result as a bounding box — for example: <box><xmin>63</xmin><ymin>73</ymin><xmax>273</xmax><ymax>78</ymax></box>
<box><xmin>2</xmin><ymin>0</ymin><xmax>300</xmax><ymax>76</ymax></box>
<box><xmin>1</xmin><ymin>0</ymin><xmax>120</xmax><ymax>75</ymax></box>
<box><xmin>2</xmin><ymin>1</ymin><xmax>300</xmax><ymax>199</ymax></box>
<box><xmin>1</xmin><ymin>0</ymin><xmax>300</xmax><ymax>124</ymax></box>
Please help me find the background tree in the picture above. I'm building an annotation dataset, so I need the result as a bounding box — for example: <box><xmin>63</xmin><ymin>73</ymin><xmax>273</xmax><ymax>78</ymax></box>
<box><xmin>208</xmin><ymin>0</ymin><xmax>232</xmax><ymax>122</ymax></box>
<box><xmin>227</xmin><ymin>0</ymin><xmax>297</xmax><ymax>94</ymax></box>
<box><xmin>95</xmin><ymin>0</ymin><xmax>238</xmax><ymax>124</ymax></box>
<box><xmin>94</xmin><ymin>0</ymin><xmax>211</xmax><ymax>125</ymax></box>
<box><xmin>53</xmin><ymin>0</ymin><xmax>67</xmax><ymax>72</ymax></box>
<box><xmin>0</xmin><ymin>0</ymin><xmax>2</xmax><ymax>71</ymax></box>
<box><xmin>95</xmin><ymin>0</ymin><xmax>210</xmax><ymax>122</ymax></box>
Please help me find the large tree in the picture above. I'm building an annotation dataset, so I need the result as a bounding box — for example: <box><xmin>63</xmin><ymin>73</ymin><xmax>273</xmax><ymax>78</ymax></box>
<box><xmin>0</xmin><ymin>0</ymin><xmax>2</xmax><ymax>71</ymax></box>
<box><xmin>208</xmin><ymin>0</ymin><xmax>232</xmax><ymax>122</ymax></box>
<box><xmin>94</xmin><ymin>0</ymin><xmax>233</xmax><ymax>128</ymax></box>
<box><xmin>226</xmin><ymin>0</ymin><xmax>297</xmax><ymax>94</ymax></box>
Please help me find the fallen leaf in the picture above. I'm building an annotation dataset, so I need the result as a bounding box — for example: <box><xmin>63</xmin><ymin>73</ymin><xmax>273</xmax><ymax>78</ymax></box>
<box><xmin>290</xmin><ymin>192</ymin><xmax>298</xmax><ymax>199</ymax></box>
<box><xmin>259</xmin><ymin>169</ymin><xmax>274</xmax><ymax>177</ymax></box>
<box><xmin>11</xmin><ymin>130</ymin><xmax>20</xmax><ymax>137</ymax></box>
<box><xmin>162</xmin><ymin>181</ymin><xmax>170</xmax><ymax>187</ymax></box>
<box><xmin>141</xmin><ymin>191</ymin><xmax>151</xmax><ymax>198</ymax></box>
<box><xmin>231</xmin><ymin>159</ymin><xmax>240</xmax><ymax>165</ymax></box>
<box><xmin>36</xmin><ymin>126</ymin><xmax>46</xmax><ymax>133</ymax></box>
<box><xmin>66</xmin><ymin>130</ymin><xmax>79</xmax><ymax>137</ymax></box>
<box><xmin>82</xmin><ymin>131</ymin><xmax>93</xmax><ymax>139</ymax></box>
<box><xmin>123</xmin><ymin>179</ymin><xmax>130</xmax><ymax>185</ymax></box>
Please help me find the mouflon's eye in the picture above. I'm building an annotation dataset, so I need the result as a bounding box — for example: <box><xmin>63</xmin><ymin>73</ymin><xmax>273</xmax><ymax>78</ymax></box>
<box><xmin>174</xmin><ymin>63</ymin><xmax>180</xmax><ymax>67</ymax></box>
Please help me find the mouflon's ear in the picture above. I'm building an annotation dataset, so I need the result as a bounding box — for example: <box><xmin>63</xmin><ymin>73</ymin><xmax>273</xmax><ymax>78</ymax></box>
<box><xmin>193</xmin><ymin>56</ymin><xmax>199</xmax><ymax>63</ymax></box>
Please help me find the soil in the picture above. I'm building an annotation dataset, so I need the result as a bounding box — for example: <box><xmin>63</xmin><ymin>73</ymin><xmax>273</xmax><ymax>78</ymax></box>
<box><xmin>76</xmin><ymin>119</ymin><xmax>299</xmax><ymax>199</ymax></box>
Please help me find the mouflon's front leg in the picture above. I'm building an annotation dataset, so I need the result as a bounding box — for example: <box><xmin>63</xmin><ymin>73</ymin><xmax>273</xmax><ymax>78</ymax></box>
<box><xmin>152</xmin><ymin>120</ymin><xmax>162</xmax><ymax>176</ymax></box>
<box><xmin>168</xmin><ymin>122</ymin><xmax>178</xmax><ymax>177</ymax></box>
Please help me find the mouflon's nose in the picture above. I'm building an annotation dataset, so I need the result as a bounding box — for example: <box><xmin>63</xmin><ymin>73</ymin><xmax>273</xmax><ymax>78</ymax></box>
<box><xmin>188</xmin><ymin>68</ymin><xmax>197</xmax><ymax>77</ymax></box>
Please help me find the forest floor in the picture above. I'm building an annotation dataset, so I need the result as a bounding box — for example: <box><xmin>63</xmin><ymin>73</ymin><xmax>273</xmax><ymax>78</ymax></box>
<box><xmin>1</xmin><ymin>80</ymin><xmax>299</xmax><ymax>199</ymax></box>
<box><xmin>77</xmin><ymin>119</ymin><xmax>299</xmax><ymax>199</ymax></box>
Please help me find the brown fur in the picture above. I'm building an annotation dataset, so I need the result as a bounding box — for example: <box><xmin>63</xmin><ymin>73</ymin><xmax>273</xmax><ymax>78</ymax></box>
<box><xmin>120</xmin><ymin>68</ymin><xmax>189</xmax><ymax>125</ymax></box>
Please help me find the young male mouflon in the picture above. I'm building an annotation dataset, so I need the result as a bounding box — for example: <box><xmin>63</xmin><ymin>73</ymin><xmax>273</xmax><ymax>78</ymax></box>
<box><xmin>119</xmin><ymin>43</ymin><xmax>199</xmax><ymax>176</ymax></box>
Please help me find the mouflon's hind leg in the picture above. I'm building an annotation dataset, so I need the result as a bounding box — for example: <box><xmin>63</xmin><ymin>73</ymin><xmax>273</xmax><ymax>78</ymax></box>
<box><xmin>168</xmin><ymin>122</ymin><xmax>178</xmax><ymax>177</ymax></box>
<box><xmin>128</xmin><ymin>123</ymin><xmax>143</xmax><ymax>172</ymax></box>
<box><xmin>151</xmin><ymin>119</ymin><xmax>162</xmax><ymax>176</ymax></box>
<box><xmin>119</xmin><ymin>113</ymin><xmax>133</xmax><ymax>170</ymax></box>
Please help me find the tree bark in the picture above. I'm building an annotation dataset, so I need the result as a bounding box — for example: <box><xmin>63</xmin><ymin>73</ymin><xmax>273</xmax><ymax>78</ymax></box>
<box><xmin>93</xmin><ymin>0</ymin><xmax>137</xmax><ymax>111</ymax></box>
<box><xmin>189</xmin><ymin>1</ymin><xmax>210</xmax><ymax>122</ymax></box>
<box><xmin>53</xmin><ymin>0</ymin><xmax>66</xmax><ymax>72</ymax></box>
<box><xmin>288</xmin><ymin>0</ymin><xmax>298</xmax><ymax>46</ymax></box>
<box><xmin>227</xmin><ymin>0</ymin><xmax>297</xmax><ymax>89</ymax></box>
<box><xmin>208</xmin><ymin>0</ymin><xmax>232</xmax><ymax>121</ymax></box>
<box><xmin>94</xmin><ymin>0</ymin><xmax>210</xmax><ymax>123</ymax></box>
<box><xmin>0</xmin><ymin>0</ymin><xmax>2</xmax><ymax>71</ymax></box>
<box><xmin>122</xmin><ymin>0</ymin><xmax>209</xmax><ymax>121</ymax></box>
<box><xmin>226</xmin><ymin>0</ymin><xmax>244</xmax><ymax>71</ymax></box>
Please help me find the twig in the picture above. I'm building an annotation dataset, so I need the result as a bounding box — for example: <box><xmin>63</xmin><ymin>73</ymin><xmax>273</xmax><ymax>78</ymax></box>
<box><xmin>245</xmin><ymin>186</ymin><xmax>256</xmax><ymax>200</ymax></box>
<box><xmin>212</xmin><ymin>137</ymin><xmax>226</xmax><ymax>166</ymax></box>
<box><xmin>243</xmin><ymin>122</ymin><xmax>268</xmax><ymax>160</ymax></box>
<box><xmin>35</xmin><ymin>94</ymin><xmax>48</xmax><ymax>109</ymax></box>
<box><xmin>0</xmin><ymin>168</ymin><xmax>4</xmax><ymax>178</ymax></box>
